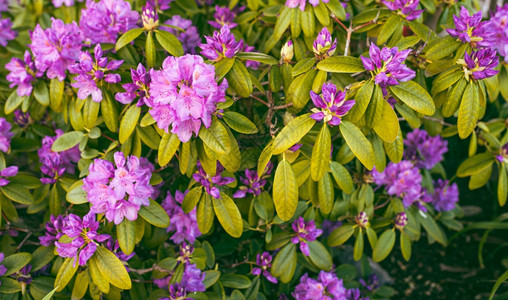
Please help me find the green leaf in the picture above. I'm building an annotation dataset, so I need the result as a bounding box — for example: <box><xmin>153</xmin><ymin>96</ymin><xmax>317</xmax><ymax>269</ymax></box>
<box><xmin>54</xmin><ymin>257</ymin><xmax>78</xmax><ymax>291</ymax></box>
<box><xmin>33</xmin><ymin>80</ymin><xmax>50</xmax><ymax>106</ymax></box>
<box><xmin>373</xmin><ymin>100</ymin><xmax>400</xmax><ymax>143</ymax></box>
<box><xmin>384</xmin><ymin>129</ymin><xmax>404</xmax><ymax>163</ymax></box>
<box><xmin>372</xmin><ymin>229</ymin><xmax>396</xmax><ymax>262</ymax></box>
<box><xmin>218</xmin><ymin>126</ymin><xmax>241</xmax><ymax>173</ymax></box>
<box><xmin>301</xmin><ymin>6</ymin><xmax>315</xmax><ymax>37</ymax></box>
<box><xmin>226</xmin><ymin>60</ymin><xmax>253</xmax><ymax>98</ymax></box>
<box><xmin>498</xmin><ymin>166</ymin><xmax>507</xmax><ymax>207</ymax></box>
<box><xmin>443</xmin><ymin>77</ymin><xmax>467</xmax><ymax>117</ymax></box>
<box><xmin>270</xmin><ymin>7</ymin><xmax>291</xmax><ymax>41</ymax></box>
<box><xmin>49</xmin><ymin>78</ymin><xmax>64</xmax><ymax>112</ymax></box>
<box><xmin>119</xmin><ymin>105</ymin><xmax>141</xmax><ymax>144</ymax></box>
<box><xmin>257</xmin><ymin>142</ymin><xmax>273</xmax><ymax>177</ymax></box>
<box><xmin>139</xmin><ymin>199</ymin><xmax>170</xmax><ymax>228</ymax></box>
<box><xmin>316</xmin><ymin>56</ymin><xmax>365</xmax><ymax>73</ymax></box>
<box><xmin>273</xmin><ymin>160</ymin><xmax>298</xmax><ymax>221</ymax></box>
<box><xmin>417</xmin><ymin>213</ymin><xmax>447</xmax><ymax>245</ymax></box>
<box><xmin>431</xmin><ymin>68</ymin><xmax>463</xmax><ymax>95</ymax></box>
<box><xmin>354</xmin><ymin>230</ymin><xmax>364</xmax><ymax>261</ymax></box>
<box><xmin>1</xmin><ymin>184</ymin><xmax>33</xmax><ymax>204</ymax></box>
<box><xmin>272</xmin><ymin>113</ymin><xmax>315</xmax><ymax>154</ymax></box>
<box><xmin>377</xmin><ymin>15</ymin><xmax>401</xmax><ymax>45</ymax></box>
<box><xmin>213</xmin><ymin>192</ymin><xmax>243</xmax><ymax>238</ymax></box>
<box><xmin>220</xmin><ymin>274</ymin><xmax>252</xmax><ymax>289</ymax></box>
<box><xmin>425</xmin><ymin>35</ymin><xmax>461</xmax><ymax>61</ymax></box>
<box><xmin>287</xmin><ymin>69</ymin><xmax>317</xmax><ymax>110</ymax></box>
<box><xmin>400</xmin><ymin>231</ymin><xmax>412</xmax><ymax>261</ymax></box>
<box><xmin>348</xmin><ymin>80</ymin><xmax>374</xmax><ymax>122</ymax></box>
<box><xmin>137</xmin><ymin>125</ymin><xmax>160</xmax><ymax>149</ymax></box>
<box><xmin>199</xmin><ymin>118</ymin><xmax>231</xmax><ymax>155</ymax></box>
<box><xmin>83</xmin><ymin>98</ymin><xmax>100</xmax><ymax>129</ymax></box>
<box><xmin>329</xmin><ymin>162</ymin><xmax>353</xmax><ymax>193</ymax></box>
<box><xmin>66</xmin><ymin>180</ymin><xmax>87</xmax><ymax>204</ymax></box>
<box><xmin>155</xmin><ymin>30</ymin><xmax>184</xmax><ymax>56</ymax></box>
<box><xmin>311</xmin><ymin>124</ymin><xmax>331</xmax><ymax>181</ymax></box>
<box><xmin>89</xmin><ymin>256</ymin><xmax>110</xmax><ymax>294</ymax></box>
<box><xmin>318</xmin><ymin>173</ymin><xmax>334</xmax><ymax>214</ymax></box>
<box><xmin>489</xmin><ymin>269</ymin><xmax>508</xmax><ymax>300</ymax></box>
<box><xmin>71</xmin><ymin>271</ymin><xmax>89</xmax><ymax>299</ymax></box>
<box><xmin>116</xmin><ymin>28</ymin><xmax>144</xmax><ymax>51</ymax></box>
<box><xmin>324</xmin><ymin>0</ymin><xmax>346</xmax><ymax>20</ymax></box>
<box><xmin>364</xmin><ymin>84</ymin><xmax>384</xmax><ymax>127</ymax></box>
<box><xmin>0</xmin><ymin>277</ymin><xmax>21</xmax><ymax>293</ymax></box>
<box><xmin>117</xmin><ymin>219</ymin><xmax>136</xmax><ymax>255</ymax></box>
<box><xmin>308</xmin><ymin>240</ymin><xmax>333</xmax><ymax>270</ymax></box>
<box><xmin>158</xmin><ymin>132</ymin><xmax>180</xmax><ymax>166</ymax></box>
<box><xmin>2</xmin><ymin>252</ymin><xmax>31</xmax><ymax>275</ymax></box>
<box><xmin>236</xmin><ymin>52</ymin><xmax>278</xmax><ymax>65</ymax></box>
<box><xmin>42</xmin><ymin>286</ymin><xmax>59</xmax><ymax>300</ymax></box>
<box><xmin>292</xmin><ymin>58</ymin><xmax>316</xmax><ymax>77</ymax></box>
<box><xmin>223</xmin><ymin>111</ymin><xmax>258</xmax><ymax>134</ymax></box>
<box><xmin>457</xmin><ymin>82</ymin><xmax>480</xmax><ymax>139</ymax></box>
<box><xmin>51</xmin><ymin>131</ymin><xmax>85</xmax><ymax>152</ymax></box>
<box><xmin>456</xmin><ymin>152</ymin><xmax>495</xmax><ymax>177</ymax></box>
<box><xmin>94</xmin><ymin>246</ymin><xmax>132</xmax><ymax>290</ymax></box>
<box><xmin>146</xmin><ymin>31</ymin><xmax>156</xmax><ymax>68</ymax></box>
<box><xmin>197</xmin><ymin>193</ymin><xmax>214</xmax><ymax>234</ymax></box>
<box><xmin>214</xmin><ymin>57</ymin><xmax>235</xmax><ymax>81</ymax></box>
<box><xmin>203</xmin><ymin>270</ymin><xmax>221</xmax><ymax>289</ymax></box>
<box><xmin>388</xmin><ymin>81</ymin><xmax>435</xmax><ymax>115</ymax></box>
<box><xmin>339</xmin><ymin>121</ymin><xmax>374</xmax><ymax>170</ymax></box>
<box><xmin>271</xmin><ymin>243</ymin><xmax>297</xmax><ymax>279</ymax></box>
<box><xmin>30</xmin><ymin>245</ymin><xmax>55</xmax><ymax>272</ymax></box>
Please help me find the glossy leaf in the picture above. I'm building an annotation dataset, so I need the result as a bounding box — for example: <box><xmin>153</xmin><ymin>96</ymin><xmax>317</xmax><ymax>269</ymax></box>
<box><xmin>272</xmin><ymin>113</ymin><xmax>315</xmax><ymax>154</ymax></box>
<box><xmin>339</xmin><ymin>121</ymin><xmax>374</xmax><ymax>170</ymax></box>
<box><xmin>213</xmin><ymin>192</ymin><xmax>243</xmax><ymax>238</ymax></box>
<box><xmin>311</xmin><ymin>124</ymin><xmax>331</xmax><ymax>181</ymax></box>
<box><xmin>139</xmin><ymin>199</ymin><xmax>171</xmax><ymax>228</ymax></box>
<box><xmin>372</xmin><ymin>229</ymin><xmax>396</xmax><ymax>262</ymax></box>
<box><xmin>388</xmin><ymin>81</ymin><xmax>435</xmax><ymax>115</ymax></box>
<box><xmin>199</xmin><ymin>118</ymin><xmax>231</xmax><ymax>155</ymax></box>
<box><xmin>316</xmin><ymin>56</ymin><xmax>365</xmax><ymax>73</ymax></box>
<box><xmin>273</xmin><ymin>160</ymin><xmax>298</xmax><ymax>221</ymax></box>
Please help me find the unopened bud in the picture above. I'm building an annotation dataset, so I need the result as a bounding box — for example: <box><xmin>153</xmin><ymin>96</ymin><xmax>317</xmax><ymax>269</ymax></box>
<box><xmin>355</xmin><ymin>212</ymin><xmax>369</xmax><ymax>228</ymax></box>
<box><xmin>394</xmin><ymin>212</ymin><xmax>408</xmax><ymax>231</ymax></box>
<box><xmin>142</xmin><ymin>2</ymin><xmax>159</xmax><ymax>31</ymax></box>
<box><xmin>280</xmin><ymin>40</ymin><xmax>294</xmax><ymax>63</ymax></box>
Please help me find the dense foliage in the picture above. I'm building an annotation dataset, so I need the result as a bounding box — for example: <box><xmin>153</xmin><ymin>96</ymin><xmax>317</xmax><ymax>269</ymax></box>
<box><xmin>0</xmin><ymin>0</ymin><xmax>507</xmax><ymax>298</ymax></box>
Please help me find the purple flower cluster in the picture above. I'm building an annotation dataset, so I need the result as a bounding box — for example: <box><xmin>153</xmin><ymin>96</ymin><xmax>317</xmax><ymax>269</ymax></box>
<box><xmin>6</xmin><ymin>51</ymin><xmax>40</xmax><ymax>97</ymax></box>
<box><xmin>147</xmin><ymin>54</ymin><xmax>228</xmax><ymax>142</ymax></box>
<box><xmin>491</xmin><ymin>4</ymin><xmax>508</xmax><ymax>61</ymax></box>
<box><xmin>160</xmin><ymin>263</ymin><xmax>206</xmax><ymax>299</ymax></box>
<box><xmin>423</xmin><ymin>180</ymin><xmax>459</xmax><ymax>212</ymax></box>
<box><xmin>446</xmin><ymin>7</ymin><xmax>493</xmax><ymax>48</ymax></box>
<box><xmin>458</xmin><ymin>48</ymin><xmax>499</xmax><ymax>81</ymax></box>
<box><xmin>163</xmin><ymin>15</ymin><xmax>200</xmax><ymax>54</ymax></box>
<box><xmin>372</xmin><ymin>161</ymin><xmax>425</xmax><ymax>209</ymax></box>
<box><xmin>361</xmin><ymin>43</ymin><xmax>415</xmax><ymax>93</ymax></box>
<box><xmin>0</xmin><ymin>18</ymin><xmax>16</xmax><ymax>46</ymax></box>
<box><xmin>233</xmin><ymin>163</ymin><xmax>272</xmax><ymax>198</ymax></box>
<box><xmin>116</xmin><ymin>63</ymin><xmax>151</xmax><ymax>105</ymax></box>
<box><xmin>39</xmin><ymin>215</ymin><xmax>65</xmax><ymax>246</ymax></box>
<box><xmin>0</xmin><ymin>166</ymin><xmax>18</xmax><ymax>187</ymax></box>
<box><xmin>52</xmin><ymin>0</ymin><xmax>82</xmax><ymax>7</ymax></box>
<box><xmin>359</xmin><ymin>274</ymin><xmax>379</xmax><ymax>292</ymax></box>
<box><xmin>38</xmin><ymin>129</ymin><xmax>80</xmax><ymax>184</ymax></box>
<box><xmin>209</xmin><ymin>6</ymin><xmax>241</xmax><ymax>29</ymax></box>
<box><xmin>161</xmin><ymin>190</ymin><xmax>201</xmax><ymax>244</ymax></box>
<box><xmin>291</xmin><ymin>217</ymin><xmax>323</xmax><ymax>256</ymax></box>
<box><xmin>285</xmin><ymin>0</ymin><xmax>329</xmax><ymax>12</ymax></box>
<box><xmin>310</xmin><ymin>83</ymin><xmax>355</xmax><ymax>126</ymax></box>
<box><xmin>0</xmin><ymin>253</ymin><xmax>7</xmax><ymax>279</ymax></box>
<box><xmin>404</xmin><ymin>128</ymin><xmax>448</xmax><ymax>170</ymax></box>
<box><xmin>83</xmin><ymin>152</ymin><xmax>155</xmax><ymax>225</ymax></box>
<box><xmin>313</xmin><ymin>27</ymin><xmax>337</xmax><ymax>58</ymax></box>
<box><xmin>193</xmin><ymin>162</ymin><xmax>235</xmax><ymax>199</ymax></box>
<box><xmin>292</xmin><ymin>271</ymin><xmax>347</xmax><ymax>300</ymax></box>
<box><xmin>0</xmin><ymin>0</ymin><xmax>8</xmax><ymax>11</ymax></box>
<box><xmin>252</xmin><ymin>252</ymin><xmax>277</xmax><ymax>283</ymax></box>
<box><xmin>29</xmin><ymin>18</ymin><xmax>83</xmax><ymax>81</ymax></box>
<box><xmin>55</xmin><ymin>213</ymin><xmax>110</xmax><ymax>266</ymax></box>
<box><xmin>0</xmin><ymin>117</ymin><xmax>13</xmax><ymax>153</ymax></box>
<box><xmin>381</xmin><ymin>0</ymin><xmax>423</xmax><ymax>21</ymax></box>
<box><xmin>79</xmin><ymin>0</ymin><xmax>139</xmax><ymax>45</ymax></box>
<box><xmin>200</xmin><ymin>25</ymin><xmax>242</xmax><ymax>62</ymax></box>
<box><xmin>69</xmin><ymin>44</ymin><xmax>123</xmax><ymax>102</ymax></box>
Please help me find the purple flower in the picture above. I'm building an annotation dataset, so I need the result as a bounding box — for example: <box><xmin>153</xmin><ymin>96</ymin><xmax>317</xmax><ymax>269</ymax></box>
<box><xmin>116</xmin><ymin>63</ymin><xmax>151</xmax><ymax>105</ymax></box>
<box><xmin>52</xmin><ymin>0</ymin><xmax>82</xmax><ymax>7</ymax></box>
<box><xmin>0</xmin><ymin>166</ymin><xmax>18</xmax><ymax>187</ymax></box>
<box><xmin>162</xmin><ymin>190</ymin><xmax>201</xmax><ymax>244</ymax></box>
<box><xmin>0</xmin><ymin>0</ymin><xmax>8</xmax><ymax>11</ymax></box>
<box><xmin>55</xmin><ymin>213</ymin><xmax>110</xmax><ymax>266</ymax></box>
<box><xmin>200</xmin><ymin>25</ymin><xmax>242</xmax><ymax>62</ymax></box>
<box><xmin>208</xmin><ymin>6</ymin><xmax>240</xmax><ymax>29</ymax></box>
<box><xmin>0</xmin><ymin>253</ymin><xmax>6</xmax><ymax>277</ymax></box>
<box><xmin>458</xmin><ymin>48</ymin><xmax>499</xmax><ymax>81</ymax></box>
<box><xmin>292</xmin><ymin>271</ymin><xmax>347</xmax><ymax>300</ymax></box>
<box><xmin>424</xmin><ymin>180</ymin><xmax>459</xmax><ymax>212</ymax></box>
<box><xmin>313</xmin><ymin>27</ymin><xmax>337</xmax><ymax>58</ymax></box>
<box><xmin>394</xmin><ymin>212</ymin><xmax>407</xmax><ymax>230</ymax></box>
<box><xmin>142</xmin><ymin>1</ymin><xmax>159</xmax><ymax>31</ymax></box>
<box><xmin>29</xmin><ymin>18</ymin><xmax>83</xmax><ymax>81</ymax></box>
<box><xmin>83</xmin><ymin>152</ymin><xmax>155</xmax><ymax>224</ymax></box>
<box><xmin>361</xmin><ymin>44</ymin><xmax>415</xmax><ymax>93</ymax></box>
<box><xmin>321</xmin><ymin>219</ymin><xmax>342</xmax><ymax>236</ymax></box>
<box><xmin>285</xmin><ymin>0</ymin><xmax>330</xmax><ymax>12</ymax></box>
<box><xmin>38</xmin><ymin>129</ymin><xmax>80</xmax><ymax>184</ymax></box>
<box><xmin>157</xmin><ymin>0</ymin><xmax>173</xmax><ymax>10</ymax></box>
<box><xmin>147</xmin><ymin>54</ymin><xmax>228</xmax><ymax>142</ymax></box>
<box><xmin>13</xmin><ymin>110</ymin><xmax>31</xmax><ymax>128</ymax></box>
<box><xmin>310</xmin><ymin>83</ymin><xmax>355</xmax><ymax>126</ymax></box>
<box><xmin>79</xmin><ymin>0</ymin><xmax>140</xmax><ymax>45</ymax></box>
<box><xmin>359</xmin><ymin>274</ymin><xmax>379</xmax><ymax>291</ymax></box>
<box><xmin>0</xmin><ymin>18</ymin><xmax>16</xmax><ymax>46</ymax></box>
<box><xmin>162</xmin><ymin>15</ymin><xmax>200</xmax><ymax>54</ymax></box>
<box><xmin>281</xmin><ymin>40</ymin><xmax>294</xmax><ymax>63</ymax></box>
<box><xmin>252</xmin><ymin>252</ymin><xmax>277</xmax><ymax>283</ymax></box>
<box><xmin>381</xmin><ymin>0</ymin><xmax>423</xmax><ymax>21</ymax></box>
<box><xmin>6</xmin><ymin>51</ymin><xmax>40</xmax><ymax>97</ymax></box>
<box><xmin>233</xmin><ymin>163</ymin><xmax>272</xmax><ymax>198</ymax></box>
<box><xmin>291</xmin><ymin>217</ymin><xmax>323</xmax><ymax>256</ymax></box>
<box><xmin>182</xmin><ymin>263</ymin><xmax>205</xmax><ymax>292</ymax></box>
<box><xmin>193</xmin><ymin>162</ymin><xmax>235</xmax><ymax>199</ymax></box>
<box><xmin>39</xmin><ymin>215</ymin><xmax>65</xmax><ymax>246</ymax></box>
<box><xmin>14</xmin><ymin>264</ymin><xmax>32</xmax><ymax>284</ymax></box>
<box><xmin>497</xmin><ymin>143</ymin><xmax>508</xmax><ymax>163</ymax></box>
<box><xmin>372</xmin><ymin>161</ymin><xmax>425</xmax><ymax>209</ymax></box>
<box><xmin>404</xmin><ymin>128</ymin><xmax>448</xmax><ymax>170</ymax></box>
<box><xmin>242</xmin><ymin>43</ymin><xmax>261</xmax><ymax>70</ymax></box>
<box><xmin>69</xmin><ymin>44</ymin><xmax>123</xmax><ymax>102</ymax></box>
<box><xmin>491</xmin><ymin>4</ymin><xmax>508</xmax><ymax>61</ymax></box>
<box><xmin>446</xmin><ymin>7</ymin><xmax>494</xmax><ymax>48</ymax></box>
<box><xmin>0</xmin><ymin>118</ymin><xmax>13</xmax><ymax>153</ymax></box>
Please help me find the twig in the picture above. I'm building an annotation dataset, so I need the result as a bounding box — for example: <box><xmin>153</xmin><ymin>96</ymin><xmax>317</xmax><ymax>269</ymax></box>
<box><xmin>17</xmin><ymin>232</ymin><xmax>32</xmax><ymax>250</ymax></box>
<box><xmin>421</xmin><ymin>116</ymin><xmax>453</xmax><ymax>126</ymax></box>
<box><xmin>273</xmin><ymin>103</ymin><xmax>293</xmax><ymax>110</ymax></box>
<box><xmin>333</xmin><ymin>11</ymin><xmax>381</xmax><ymax>56</ymax></box>
<box><xmin>250</xmin><ymin>94</ymin><xmax>270</xmax><ymax>107</ymax></box>
<box><xmin>129</xmin><ymin>264</ymin><xmax>169</xmax><ymax>275</ymax></box>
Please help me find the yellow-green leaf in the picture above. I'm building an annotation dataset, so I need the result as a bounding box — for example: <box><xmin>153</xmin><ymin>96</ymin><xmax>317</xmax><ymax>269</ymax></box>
<box><xmin>457</xmin><ymin>82</ymin><xmax>480</xmax><ymax>139</ymax></box>
<box><xmin>272</xmin><ymin>113</ymin><xmax>315</xmax><ymax>154</ymax></box>
<box><xmin>51</xmin><ymin>131</ymin><xmax>85</xmax><ymax>152</ymax></box>
<box><xmin>311</xmin><ymin>124</ymin><xmax>331</xmax><ymax>181</ymax></box>
<box><xmin>54</xmin><ymin>257</ymin><xmax>78</xmax><ymax>291</ymax></box>
<box><xmin>94</xmin><ymin>246</ymin><xmax>131</xmax><ymax>290</ymax></box>
<box><xmin>119</xmin><ymin>105</ymin><xmax>141</xmax><ymax>144</ymax></box>
<box><xmin>339</xmin><ymin>121</ymin><xmax>374</xmax><ymax>170</ymax></box>
<box><xmin>273</xmin><ymin>160</ymin><xmax>298</xmax><ymax>221</ymax></box>
<box><xmin>199</xmin><ymin>118</ymin><xmax>231</xmax><ymax>155</ymax></box>
<box><xmin>158</xmin><ymin>132</ymin><xmax>180</xmax><ymax>166</ymax></box>
<box><xmin>372</xmin><ymin>229</ymin><xmax>396</xmax><ymax>262</ymax></box>
<box><xmin>223</xmin><ymin>111</ymin><xmax>258</xmax><ymax>134</ymax></box>
<box><xmin>213</xmin><ymin>192</ymin><xmax>243</xmax><ymax>238</ymax></box>
<box><xmin>117</xmin><ymin>219</ymin><xmax>136</xmax><ymax>255</ymax></box>
<box><xmin>138</xmin><ymin>199</ymin><xmax>170</xmax><ymax>228</ymax></box>
<box><xmin>316</xmin><ymin>56</ymin><xmax>365</xmax><ymax>73</ymax></box>
<box><xmin>388</xmin><ymin>81</ymin><xmax>435</xmax><ymax>115</ymax></box>
<box><xmin>373</xmin><ymin>100</ymin><xmax>400</xmax><ymax>143</ymax></box>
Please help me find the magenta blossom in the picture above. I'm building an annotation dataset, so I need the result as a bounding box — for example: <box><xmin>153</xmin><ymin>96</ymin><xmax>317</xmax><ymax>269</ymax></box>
<box><xmin>162</xmin><ymin>15</ymin><xmax>200</xmax><ymax>54</ymax></box>
<box><xmin>208</xmin><ymin>6</ymin><xmax>241</xmax><ymax>29</ymax></box>
<box><xmin>29</xmin><ymin>18</ymin><xmax>83</xmax><ymax>81</ymax></box>
<box><xmin>193</xmin><ymin>162</ymin><xmax>235</xmax><ymax>199</ymax></box>
<box><xmin>424</xmin><ymin>180</ymin><xmax>459</xmax><ymax>212</ymax></box>
<box><xmin>38</xmin><ymin>129</ymin><xmax>80</xmax><ymax>184</ymax></box>
<box><xmin>147</xmin><ymin>54</ymin><xmax>228</xmax><ymax>142</ymax></box>
<box><xmin>313</xmin><ymin>27</ymin><xmax>337</xmax><ymax>58</ymax></box>
<box><xmin>491</xmin><ymin>4</ymin><xmax>508</xmax><ymax>61</ymax></box>
<box><xmin>0</xmin><ymin>117</ymin><xmax>13</xmax><ymax>153</ymax></box>
<box><xmin>404</xmin><ymin>128</ymin><xmax>448</xmax><ymax>170</ymax></box>
<box><xmin>55</xmin><ymin>213</ymin><xmax>110</xmax><ymax>266</ymax></box>
<box><xmin>291</xmin><ymin>217</ymin><xmax>323</xmax><ymax>256</ymax></box>
<box><xmin>458</xmin><ymin>48</ymin><xmax>499</xmax><ymax>81</ymax></box>
<box><xmin>39</xmin><ymin>215</ymin><xmax>65</xmax><ymax>247</ymax></box>
<box><xmin>252</xmin><ymin>252</ymin><xmax>277</xmax><ymax>284</ymax></box>
<box><xmin>116</xmin><ymin>63</ymin><xmax>151</xmax><ymax>105</ymax></box>
<box><xmin>361</xmin><ymin>43</ymin><xmax>415</xmax><ymax>93</ymax></box>
<box><xmin>446</xmin><ymin>7</ymin><xmax>494</xmax><ymax>48</ymax></box>
<box><xmin>13</xmin><ymin>110</ymin><xmax>31</xmax><ymax>128</ymax></box>
<box><xmin>233</xmin><ymin>163</ymin><xmax>272</xmax><ymax>198</ymax></box>
<box><xmin>79</xmin><ymin>0</ymin><xmax>139</xmax><ymax>45</ymax></box>
<box><xmin>69</xmin><ymin>44</ymin><xmax>123</xmax><ymax>102</ymax></box>
<box><xmin>0</xmin><ymin>18</ymin><xmax>16</xmax><ymax>46</ymax></box>
<box><xmin>292</xmin><ymin>271</ymin><xmax>348</xmax><ymax>300</ymax></box>
<box><xmin>200</xmin><ymin>25</ymin><xmax>243</xmax><ymax>62</ymax></box>
<box><xmin>6</xmin><ymin>51</ymin><xmax>41</xmax><ymax>97</ymax></box>
<box><xmin>0</xmin><ymin>166</ymin><xmax>18</xmax><ymax>187</ymax></box>
<box><xmin>52</xmin><ymin>0</ymin><xmax>83</xmax><ymax>7</ymax></box>
<box><xmin>382</xmin><ymin>0</ymin><xmax>423</xmax><ymax>21</ymax></box>
<box><xmin>83</xmin><ymin>152</ymin><xmax>155</xmax><ymax>225</ymax></box>
<box><xmin>161</xmin><ymin>190</ymin><xmax>201</xmax><ymax>244</ymax></box>
<box><xmin>310</xmin><ymin>83</ymin><xmax>355</xmax><ymax>126</ymax></box>
<box><xmin>285</xmin><ymin>0</ymin><xmax>329</xmax><ymax>11</ymax></box>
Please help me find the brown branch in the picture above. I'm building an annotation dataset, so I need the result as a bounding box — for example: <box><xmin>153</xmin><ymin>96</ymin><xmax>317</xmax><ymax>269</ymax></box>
<box><xmin>333</xmin><ymin>10</ymin><xmax>381</xmax><ymax>57</ymax></box>
<box><xmin>250</xmin><ymin>94</ymin><xmax>270</xmax><ymax>107</ymax></box>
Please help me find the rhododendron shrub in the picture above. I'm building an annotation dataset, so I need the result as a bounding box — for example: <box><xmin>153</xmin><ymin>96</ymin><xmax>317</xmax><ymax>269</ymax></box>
<box><xmin>0</xmin><ymin>0</ymin><xmax>507</xmax><ymax>299</ymax></box>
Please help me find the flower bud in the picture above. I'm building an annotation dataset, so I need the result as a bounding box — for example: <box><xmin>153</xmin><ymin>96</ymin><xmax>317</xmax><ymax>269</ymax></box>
<box><xmin>142</xmin><ymin>2</ymin><xmax>159</xmax><ymax>31</ymax></box>
<box><xmin>394</xmin><ymin>212</ymin><xmax>408</xmax><ymax>231</ymax></box>
<box><xmin>355</xmin><ymin>212</ymin><xmax>369</xmax><ymax>228</ymax></box>
<box><xmin>313</xmin><ymin>27</ymin><xmax>337</xmax><ymax>58</ymax></box>
<box><xmin>280</xmin><ymin>40</ymin><xmax>294</xmax><ymax>63</ymax></box>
